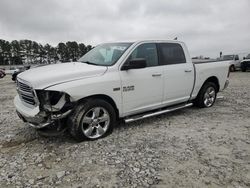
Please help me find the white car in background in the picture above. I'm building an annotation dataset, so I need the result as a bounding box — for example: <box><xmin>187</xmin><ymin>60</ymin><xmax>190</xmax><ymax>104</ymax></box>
<box><xmin>4</xmin><ymin>67</ymin><xmax>20</xmax><ymax>75</ymax></box>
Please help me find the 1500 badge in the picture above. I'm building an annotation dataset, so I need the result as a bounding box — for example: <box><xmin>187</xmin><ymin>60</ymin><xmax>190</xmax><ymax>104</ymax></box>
<box><xmin>123</xmin><ymin>86</ymin><xmax>135</xmax><ymax>92</ymax></box>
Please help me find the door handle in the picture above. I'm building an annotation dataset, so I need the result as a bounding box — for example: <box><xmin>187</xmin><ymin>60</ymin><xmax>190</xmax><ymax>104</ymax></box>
<box><xmin>185</xmin><ymin>70</ymin><xmax>192</xmax><ymax>73</ymax></box>
<box><xmin>152</xmin><ymin>74</ymin><xmax>162</xmax><ymax>77</ymax></box>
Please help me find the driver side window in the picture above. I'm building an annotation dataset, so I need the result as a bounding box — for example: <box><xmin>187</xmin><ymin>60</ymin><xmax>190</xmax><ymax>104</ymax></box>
<box><xmin>129</xmin><ymin>43</ymin><xmax>158</xmax><ymax>67</ymax></box>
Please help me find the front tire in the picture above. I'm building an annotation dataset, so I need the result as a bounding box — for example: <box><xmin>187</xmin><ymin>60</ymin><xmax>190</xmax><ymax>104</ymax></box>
<box><xmin>194</xmin><ymin>82</ymin><xmax>217</xmax><ymax>108</ymax></box>
<box><xmin>68</xmin><ymin>99</ymin><xmax>116</xmax><ymax>141</ymax></box>
<box><xmin>230</xmin><ymin>65</ymin><xmax>235</xmax><ymax>72</ymax></box>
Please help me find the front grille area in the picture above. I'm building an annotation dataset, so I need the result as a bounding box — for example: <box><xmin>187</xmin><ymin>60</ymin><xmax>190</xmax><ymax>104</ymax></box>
<box><xmin>17</xmin><ymin>79</ymin><xmax>36</xmax><ymax>106</ymax></box>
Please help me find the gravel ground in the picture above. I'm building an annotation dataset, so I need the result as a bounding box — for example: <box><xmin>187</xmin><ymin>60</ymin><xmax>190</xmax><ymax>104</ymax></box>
<box><xmin>0</xmin><ymin>73</ymin><xmax>249</xmax><ymax>188</ymax></box>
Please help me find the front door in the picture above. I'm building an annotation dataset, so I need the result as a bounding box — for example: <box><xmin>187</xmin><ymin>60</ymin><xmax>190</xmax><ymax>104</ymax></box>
<box><xmin>119</xmin><ymin>43</ymin><xmax>163</xmax><ymax>116</ymax></box>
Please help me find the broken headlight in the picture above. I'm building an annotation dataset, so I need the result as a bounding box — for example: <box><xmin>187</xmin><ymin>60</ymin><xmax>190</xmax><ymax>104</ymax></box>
<box><xmin>36</xmin><ymin>90</ymin><xmax>71</xmax><ymax>112</ymax></box>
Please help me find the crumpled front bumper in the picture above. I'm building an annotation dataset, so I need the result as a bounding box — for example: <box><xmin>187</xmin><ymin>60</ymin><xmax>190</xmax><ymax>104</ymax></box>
<box><xmin>14</xmin><ymin>95</ymin><xmax>73</xmax><ymax>129</ymax></box>
<box><xmin>14</xmin><ymin>95</ymin><xmax>52</xmax><ymax>129</ymax></box>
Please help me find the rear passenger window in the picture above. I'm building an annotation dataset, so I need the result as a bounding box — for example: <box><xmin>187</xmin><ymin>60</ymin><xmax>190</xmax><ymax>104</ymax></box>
<box><xmin>129</xmin><ymin>43</ymin><xmax>158</xmax><ymax>67</ymax></box>
<box><xmin>158</xmin><ymin>43</ymin><xmax>186</xmax><ymax>65</ymax></box>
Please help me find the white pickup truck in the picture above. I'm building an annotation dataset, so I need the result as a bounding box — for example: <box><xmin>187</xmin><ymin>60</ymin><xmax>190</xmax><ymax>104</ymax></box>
<box><xmin>221</xmin><ymin>54</ymin><xmax>240</xmax><ymax>72</ymax></box>
<box><xmin>14</xmin><ymin>40</ymin><xmax>230</xmax><ymax>140</ymax></box>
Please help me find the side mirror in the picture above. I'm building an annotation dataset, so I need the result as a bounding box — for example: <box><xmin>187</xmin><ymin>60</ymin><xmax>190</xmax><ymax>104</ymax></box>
<box><xmin>121</xmin><ymin>58</ymin><xmax>147</xmax><ymax>71</ymax></box>
<box><xmin>243</xmin><ymin>57</ymin><xmax>246</xmax><ymax>60</ymax></box>
<box><xmin>235</xmin><ymin>56</ymin><xmax>239</xmax><ymax>61</ymax></box>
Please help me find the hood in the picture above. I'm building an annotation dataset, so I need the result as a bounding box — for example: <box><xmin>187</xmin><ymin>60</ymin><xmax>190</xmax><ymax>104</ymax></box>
<box><xmin>18</xmin><ymin>62</ymin><xmax>107</xmax><ymax>89</ymax></box>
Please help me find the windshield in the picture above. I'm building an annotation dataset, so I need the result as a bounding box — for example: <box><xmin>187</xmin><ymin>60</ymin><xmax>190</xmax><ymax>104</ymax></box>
<box><xmin>222</xmin><ymin>55</ymin><xmax>234</xmax><ymax>60</ymax></box>
<box><xmin>78</xmin><ymin>43</ymin><xmax>132</xmax><ymax>66</ymax></box>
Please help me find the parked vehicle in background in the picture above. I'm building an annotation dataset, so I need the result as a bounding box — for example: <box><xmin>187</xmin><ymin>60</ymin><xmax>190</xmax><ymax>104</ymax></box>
<box><xmin>4</xmin><ymin>67</ymin><xmax>20</xmax><ymax>75</ymax></box>
<box><xmin>14</xmin><ymin>40</ymin><xmax>230</xmax><ymax>141</ymax></box>
<box><xmin>12</xmin><ymin>65</ymin><xmax>31</xmax><ymax>81</ymax></box>
<box><xmin>241</xmin><ymin>54</ymin><xmax>250</xmax><ymax>72</ymax></box>
<box><xmin>12</xmin><ymin>64</ymin><xmax>49</xmax><ymax>81</ymax></box>
<box><xmin>0</xmin><ymin>69</ymin><xmax>6</xmax><ymax>79</ymax></box>
<box><xmin>221</xmin><ymin>54</ymin><xmax>240</xmax><ymax>72</ymax></box>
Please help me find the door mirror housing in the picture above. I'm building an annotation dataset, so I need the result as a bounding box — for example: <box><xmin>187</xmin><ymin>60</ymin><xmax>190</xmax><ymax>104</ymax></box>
<box><xmin>121</xmin><ymin>58</ymin><xmax>147</xmax><ymax>71</ymax></box>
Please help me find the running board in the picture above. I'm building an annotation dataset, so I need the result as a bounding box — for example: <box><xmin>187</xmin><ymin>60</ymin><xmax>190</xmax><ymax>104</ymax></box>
<box><xmin>124</xmin><ymin>103</ymin><xmax>193</xmax><ymax>123</ymax></box>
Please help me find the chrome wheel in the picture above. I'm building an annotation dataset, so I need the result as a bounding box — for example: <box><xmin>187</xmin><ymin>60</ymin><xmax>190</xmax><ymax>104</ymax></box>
<box><xmin>81</xmin><ymin>107</ymin><xmax>110</xmax><ymax>139</ymax></box>
<box><xmin>203</xmin><ymin>87</ymin><xmax>216</xmax><ymax>107</ymax></box>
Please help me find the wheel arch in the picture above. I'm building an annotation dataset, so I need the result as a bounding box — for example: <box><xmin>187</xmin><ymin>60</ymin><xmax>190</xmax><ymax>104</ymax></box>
<box><xmin>201</xmin><ymin>76</ymin><xmax>220</xmax><ymax>93</ymax></box>
<box><xmin>194</xmin><ymin>77</ymin><xmax>219</xmax><ymax>108</ymax></box>
<box><xmin>77</xmin><ymin>94</ymin><xmax>120</xmax><ymax>119</ymax></box>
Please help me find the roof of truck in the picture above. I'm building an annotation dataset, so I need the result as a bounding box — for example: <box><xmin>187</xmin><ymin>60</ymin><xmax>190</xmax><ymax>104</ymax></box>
<box><xmin>102</xmin><ymin>39</ymin><xmax>184</xmax><ymax>44</ymax></box>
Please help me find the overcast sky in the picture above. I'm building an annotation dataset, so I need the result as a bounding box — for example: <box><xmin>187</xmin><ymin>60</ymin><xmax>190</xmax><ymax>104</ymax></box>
<box><xmin>0</xmin><ymin>0</ymin><xmax>249</xmax><ymax>57</ymax></box>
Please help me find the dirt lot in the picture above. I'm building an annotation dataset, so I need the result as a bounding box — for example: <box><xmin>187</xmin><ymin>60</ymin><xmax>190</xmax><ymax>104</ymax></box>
<box><xmin>0</xmin><ymin>73</ymin><xmax>249</xmax><ymax>188</ymax></box>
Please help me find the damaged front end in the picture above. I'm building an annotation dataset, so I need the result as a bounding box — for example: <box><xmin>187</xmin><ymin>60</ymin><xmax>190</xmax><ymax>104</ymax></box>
<box><xmin>34</xmin><ymin>90</ymin><xmax>75</xmax><ymax>135</ymax></box>
<box><xmin>15</xmin><ymin>84</ymin><xmax>75</xmax><ymax>135</ymax></box>
<box><xmin>36</xmin><ymin>90</ymin><xmax>74</xmax><ymax>120</ymax></box>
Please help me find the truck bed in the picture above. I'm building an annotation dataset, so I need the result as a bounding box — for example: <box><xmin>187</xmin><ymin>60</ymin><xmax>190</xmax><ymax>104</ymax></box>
<box><xmin>191</xmin><ymin>60</ymin><xmax>230</xmax><ymax>100</ymax></box>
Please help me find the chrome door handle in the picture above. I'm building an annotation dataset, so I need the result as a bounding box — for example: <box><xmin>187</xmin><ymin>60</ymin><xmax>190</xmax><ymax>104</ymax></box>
<box><xmin>185</xmin><ymin>70</ymin><xmax>192</xmax><ymax>73</ymax></box>
<box><xmin>152</xmin><ymin>74</ymin><xmax>162</xmax><ymax>77</ymax></box>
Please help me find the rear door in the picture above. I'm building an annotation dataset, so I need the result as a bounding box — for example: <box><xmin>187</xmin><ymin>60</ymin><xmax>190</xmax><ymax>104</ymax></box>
<box><xmin>120</xmin><ymin>43</ymin><xmax>164</xmax><ymax>116</ymax></box>
<box><xmin>158</xmin><ymin>43</ymin><xmax>194</xmax><ymax>106</ymax></box>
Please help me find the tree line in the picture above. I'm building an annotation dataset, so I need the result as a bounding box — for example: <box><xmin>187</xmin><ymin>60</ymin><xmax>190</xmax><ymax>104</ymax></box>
<box><xmin>0</xmin><ymin>39</ymin><xmax>93</xmax><ymax>65</ymax></box>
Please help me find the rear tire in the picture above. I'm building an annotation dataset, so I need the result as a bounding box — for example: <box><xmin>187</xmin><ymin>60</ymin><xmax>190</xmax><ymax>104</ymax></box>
<box><xmin>194</xmin><ymin>82</ymin><xmax>217</xmax><ymax>108</ymax></box>
<box><xmin>242</xmin><ymin>68</ymin><xmax>246</xmax><ymax>72</ymax></box>
<box><xmin>68</xmin><ymin>99</ymin><xmax>116</xmax><ymax>141</ymax></box>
